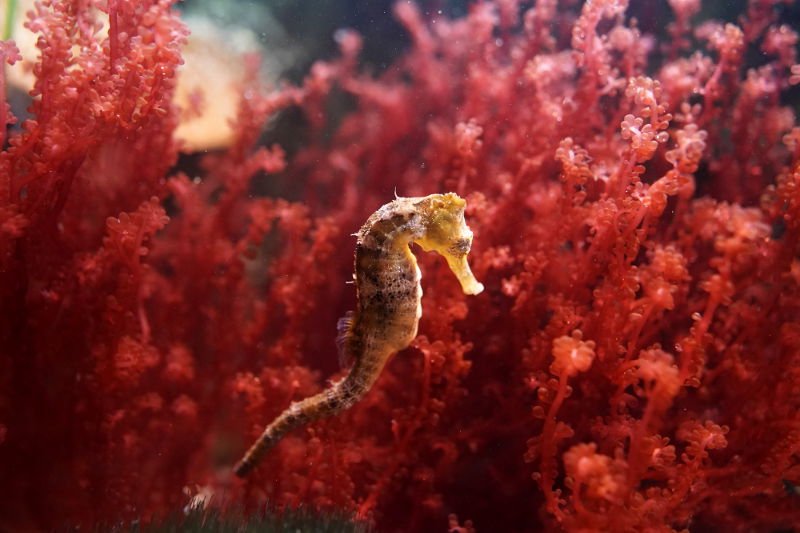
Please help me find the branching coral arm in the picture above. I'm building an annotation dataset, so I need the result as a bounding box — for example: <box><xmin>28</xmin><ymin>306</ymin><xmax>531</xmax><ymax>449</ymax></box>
<box><xmin>234</xmin><ymin>192</ymin><xmax>483</xmax><ymax>476</ymax></box>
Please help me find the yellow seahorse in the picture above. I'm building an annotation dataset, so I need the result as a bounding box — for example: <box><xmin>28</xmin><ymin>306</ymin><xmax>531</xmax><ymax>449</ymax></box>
<box><xmin>234</xmin><ymin>192</ymin><xmax>483</xmax><ymax>477</ymax></box>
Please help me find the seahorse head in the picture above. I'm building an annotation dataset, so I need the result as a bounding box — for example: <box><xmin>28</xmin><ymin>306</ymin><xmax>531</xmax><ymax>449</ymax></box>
<box><xmin>414</xmin><ymin>193</ymin><xmax>485</xmax><ymax>295</ymax></box>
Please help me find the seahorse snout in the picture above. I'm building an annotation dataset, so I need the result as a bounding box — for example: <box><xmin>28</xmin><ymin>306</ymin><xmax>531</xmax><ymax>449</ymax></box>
<box><xmin>444</xmin><ymin>253</ymin><xmax>484</xmax><ymax>295</ymax></box>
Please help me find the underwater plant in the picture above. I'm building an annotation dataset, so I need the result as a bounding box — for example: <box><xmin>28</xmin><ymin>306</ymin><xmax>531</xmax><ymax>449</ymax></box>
<box><xmin>0</xmin><ymin>0</ymin><xmax>799</xmax><ymax>531</ymax></box>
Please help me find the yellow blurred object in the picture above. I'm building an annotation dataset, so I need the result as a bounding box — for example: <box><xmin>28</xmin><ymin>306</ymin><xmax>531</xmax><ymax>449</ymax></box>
<box><xmin>1</xmin><ymin>0</ymin><xmax>258</xmax><ymax>152</ymax></box>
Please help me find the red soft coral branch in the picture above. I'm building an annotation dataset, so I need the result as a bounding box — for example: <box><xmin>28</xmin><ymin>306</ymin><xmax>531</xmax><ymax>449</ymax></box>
<box><xmin>1</xmin><ymin>0</ymin><xmax>800</xmax><ymax>531</ymax></box>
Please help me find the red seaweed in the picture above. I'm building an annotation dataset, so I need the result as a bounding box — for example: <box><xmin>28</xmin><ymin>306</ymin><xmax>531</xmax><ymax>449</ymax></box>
<box><xmin>1</xmin><ymin>0</ymin><xmax>799</xmax><ymax>531</ymax></box>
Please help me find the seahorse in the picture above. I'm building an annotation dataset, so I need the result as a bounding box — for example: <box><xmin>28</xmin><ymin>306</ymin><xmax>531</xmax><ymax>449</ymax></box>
<box><xmin>234</xmin><ymin>192</ymin><xmax>483</xmax><ymax>477</ymax></box>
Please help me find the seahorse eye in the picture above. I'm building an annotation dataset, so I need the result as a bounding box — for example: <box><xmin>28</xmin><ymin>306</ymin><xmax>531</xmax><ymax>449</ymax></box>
<box><xmin>452</xmin><ymin>238</ymin><xmax>471</xmax><ymax>255</ymax></box>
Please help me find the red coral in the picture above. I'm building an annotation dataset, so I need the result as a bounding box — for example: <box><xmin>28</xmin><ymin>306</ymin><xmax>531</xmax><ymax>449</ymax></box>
<box><xmin>1</xmin><ymin>0</ymin><xmax>800</xmax><ymax>531</ymax></box>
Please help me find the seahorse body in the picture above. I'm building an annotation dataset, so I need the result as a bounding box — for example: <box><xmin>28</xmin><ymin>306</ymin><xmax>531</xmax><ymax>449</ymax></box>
<box><xmin>234</xmin><ymin>193</ymin><xmax>483</xmax><ymax>477</ymax></box>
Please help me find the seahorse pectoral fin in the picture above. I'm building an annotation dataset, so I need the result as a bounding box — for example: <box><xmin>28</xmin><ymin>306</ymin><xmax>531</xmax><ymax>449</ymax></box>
<box><xmin>336</xmin><ymin>310</ymin><xmax>356</xmax><ymax>368</ymax></box>
<box><xmin>444</xmin><ymin>253</ymin><xmax>484</xmax><ymax>295</ymax></box>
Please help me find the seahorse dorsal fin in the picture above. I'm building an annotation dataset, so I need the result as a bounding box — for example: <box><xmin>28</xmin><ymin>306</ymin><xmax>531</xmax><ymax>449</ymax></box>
<box><xmin>336</xmin><ymin>310</ymin><xmax>356</xmax><ymax>369</ymax></box>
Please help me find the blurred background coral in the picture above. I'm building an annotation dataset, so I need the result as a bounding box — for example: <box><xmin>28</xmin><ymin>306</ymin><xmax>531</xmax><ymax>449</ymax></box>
<box><xmin>1</xmin><ymin>0</ymin><xmax>799</xmax><ymax>531</ymax></box>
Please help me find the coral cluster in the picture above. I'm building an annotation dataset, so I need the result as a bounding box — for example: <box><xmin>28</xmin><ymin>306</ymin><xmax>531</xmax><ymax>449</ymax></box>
<box><xmin>1</xmin><ymin>0</ymin><xmax>799</xmax><ymax>531</ymax></box>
